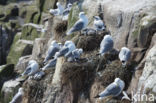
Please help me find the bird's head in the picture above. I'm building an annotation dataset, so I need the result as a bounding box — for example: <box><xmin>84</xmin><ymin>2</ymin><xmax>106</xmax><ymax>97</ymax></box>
<box><xmin>56</xmin><ymin>2</ymin><xmax>61</xmax><ymax>7</ymax></box>
<box><xmin>79</xmin><ymin>12</ymin><xmax>86</xmax><ymax>18</ymax></box>
<box><xmin>67</xmin><ymin>3</ymin><xmax>72</xmax><ymax>8</ymax></box>
<box><xmin>114</xmin><ymin>78</ymin><xmax>125</xmax><ymax>89</ymax></box>
<box><xmin>78</xmin><ymin>48</ymin><xmax>83</xmax><ymax>54</ymax></box>
<box><xmin>51</xmin><ymin>40</ymin><xmax>58</xmax><ymax>47</ymax></box>
<box><xmin>93</xmin><ymin>16</ymin><xmax>101</xmax><ymax>20</ymax></box>
<box><xmin>64</xmin><ymin>41</ymin><xmax>73</xmax><ymax>47</ymax></box>
<box><xmin>28</xmin><ymin>60</ymin><xmax>36</xmax><ymax>66</ymax></box>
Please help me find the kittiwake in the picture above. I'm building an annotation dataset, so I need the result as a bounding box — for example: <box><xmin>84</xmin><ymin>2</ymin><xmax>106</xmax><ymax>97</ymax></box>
<box><xmin>49</xmin><ymin>2</ymin><xmax>64</xmax><ymax>16</ymax></box>
<box><xmin>66</xmin><ymin>12</ymin><xmax>88</xmax><ymax>35</ymax></box>
<box><xmin>22</xmin><ymin>60</ymin><xmax>39</xmax><ymax>76</ymax></box>
<box><xmin>94</xmin><ymin>78</ymin><xmax>125</xmax><ymax>100</ymax></box>
<box><xmin>62</xmin><ymin>3</ymin><xmax>72</xmax><ymax>20</ymax></box>
<box><xmin>93</xmin><ymin>16</ymin><xmax>105</xmax><ymax>31</ymax></box>
<box><xmin>119</xmin><ymin>47</ymin><xmax>131</xmax><ymax>66</ymax></box>
<box><xmin>42</xmin><ymin>58</ymin><xmax>57</xmax><ymax>71</ymax></box>
<box><xmin>43</xmin><ymin>40</ymin><xmax>60</xmax><ymax>64</ymax></box>
<box><xmin>9</xmin><ymin>87</ymin><xmax>24</xmax><ymax>103</ymax></box>
<box><xmin>56</xmin><ymin>41</ymin><xmax>76</xmax><ymax>57</ymax></box>
<box><xmin>100</xmin><ymin>35</ymin><xmax>114</xmax><ymax>56</ymax></box>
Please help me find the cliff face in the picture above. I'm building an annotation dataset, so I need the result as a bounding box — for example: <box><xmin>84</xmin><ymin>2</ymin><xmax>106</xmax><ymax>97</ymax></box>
<box><xmin>0</xmin><ymin>0</ymin><xmax>156</xmax><ymax>103</ymax></box>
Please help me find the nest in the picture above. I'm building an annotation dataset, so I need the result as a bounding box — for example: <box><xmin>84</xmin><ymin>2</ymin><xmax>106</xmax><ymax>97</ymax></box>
<box><xmin>76</xmin><ymin>31</ymin><xmax>109</xmax><ymax>51</ymax></box>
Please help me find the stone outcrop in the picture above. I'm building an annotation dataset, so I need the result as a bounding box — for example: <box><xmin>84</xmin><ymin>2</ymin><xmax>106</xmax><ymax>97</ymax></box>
<box><xmin>0</xmin><ymin>0</ymin><xmax>156</xmax><ymax>103</ymax></box>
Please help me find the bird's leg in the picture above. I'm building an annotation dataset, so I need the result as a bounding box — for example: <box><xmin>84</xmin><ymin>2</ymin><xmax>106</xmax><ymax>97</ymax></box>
<box><xmin>121</xmin><ymin>91</ymin><xmax>131</xmax><ymax>101</ymax></box>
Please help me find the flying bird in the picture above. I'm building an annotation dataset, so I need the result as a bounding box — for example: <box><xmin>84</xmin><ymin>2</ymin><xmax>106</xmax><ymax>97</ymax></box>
<box><xmin>99</xmin><ymin>35</ymin><xmax>114</xmax><ymax>56</ymax></box>
<box><xmin>22</xmin><ymin>60</ymin><xmax>39</xmax><ymax>77</ymax></box>
<box><xmin>119</xmin><ymin>47</ymin><xmax>131</xmax><ymax>66</ymax></box>
<box><xmin>62</xmin><ymin>3</ymin><xmax>72</xmax><ymax>20</ymax></box>
<box><xmin>94</xmin><ymin>78</ymin><xmax>125</xmax><ymax>100</ymax></box>
<box><xmin>49</xmin><ymin>2</ymin><xmax>64</xmax><ymax>16</ymax></box>
<box><xmin>93</xmin><ymin>16</ymin><xmax>105</xmax><ymax>31</ymax></box>
<box><xmin>43</xmin><ymin>40</ymin><xmax>61</xmax><ymax>64</ymax></box>
<box><xmin>66</xmin><ymin>12</ymin><xmax>88</xmax><ymax>35</ymax></box>
<box><xmin>9</xmin><ymin>87</ymin><xmax>24</xmax><ymax>103</ymax></box>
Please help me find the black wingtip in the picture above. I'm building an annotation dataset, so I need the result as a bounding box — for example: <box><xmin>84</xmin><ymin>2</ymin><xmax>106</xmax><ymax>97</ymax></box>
<box><xmin>94</xmin><ymin>95</ymin><xmax>100</xmax><ymax>98</ymax></box>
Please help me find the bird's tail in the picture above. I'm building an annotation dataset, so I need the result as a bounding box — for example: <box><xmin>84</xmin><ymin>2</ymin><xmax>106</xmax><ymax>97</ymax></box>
<box><xmin>94</xmin><ymin>95</ymin><xmax>100</xmax><ymax>98</ymax></box>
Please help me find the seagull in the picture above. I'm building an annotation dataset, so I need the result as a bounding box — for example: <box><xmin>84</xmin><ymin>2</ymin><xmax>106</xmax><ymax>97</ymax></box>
<box><xmin>94</xmin><ymin>78</ymin><xmax>125</xmax><ymax>100</ymax></box>
<box><xmin>33</xmin><ymin>71</ymin><xmax>45</xmax><ymax>80</ymax></box>
<box><xmin>42</xmin><ymin>58</ymin><xmax>57</xmax><ymax>71</ymax></box>
<box><xmin>119</xmin><ymin>47</ymin><xmax>131</xmax><ymax>66</ymax></box>
<box><xmin>93</xmin><ymin>16</ymin><xmax>105</xmax><ymax>31</ymax></box>
<box><xmin>66</xmin><ymin>12</ymin><xmax>88</xmax><ymax>35</ymax></box>
<box><xmin>65</xmin><ymin>48</ymin><xmax>83</xmax><ymax>62</ymax></box>
<box><xmin>62</xmin><ymin>3</ymin><xmax>72</xmax><ymax>20</ymax></box>
<box><xmin>56</xmin><ymin>41</ymin><xmax>76</xmax><ymax>57</ymax></box>
<box><xmin>9</xmin><ymin>87</ymin><xmax>24</xmax><ymax>103</ymax></box>
<box><xmin>43</xmin><ymin>40</ymin><xmax>61</xmax><ymax>64</ymax></box>
<box><xmin>49</xmin><ymin>2</ymin><xmax>64</xmax><ymax>16</ymax></box>
<box><xmin>22</xmin><ymin>60</ymin><xmax>39</xmax><ymax>77</ymax></box>
<box><xmin>99</xmin><ymin>35</ymin><xmax>114</xmax><ymax>56</ymax></box>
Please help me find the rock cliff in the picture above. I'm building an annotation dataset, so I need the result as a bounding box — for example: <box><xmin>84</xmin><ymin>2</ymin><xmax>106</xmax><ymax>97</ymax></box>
<box><xmin>0</xmin><ymin>0</ymin><xmax>156</xmax><ymax>103</ymax></box>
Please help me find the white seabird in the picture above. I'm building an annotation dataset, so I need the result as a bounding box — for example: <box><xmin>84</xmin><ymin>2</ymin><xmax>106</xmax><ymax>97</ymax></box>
<box><xmin>65</xmin><ymin>48</ymin><xmax>83</xmax><ymax>62</ymax></box>
<box><xmin>62</xmin><ymin>3</ymin><xmax>72</xmax><ymax>20</ymax></box>
<box><xmin>33</xmin><ymin>71</ymin><xmax>45</xmax><ymax>80</ymax></box>
<box><xmin>9</xmin><ymin>87</ymin><xmax>24</xmax><ymax>103</ymax></box>
<box><xmin>119</xmin><ymin>47</ymin><xmax>131</xmax><ymax>66</ymax></box>
<box><xmin>94</xmin><ymin>78</ymin><xmax>125</xmax><ymax>99</ymax></box>
<box><xmin>66</xmin><ymin>12</ymin><xmax>88</xmax><ymax>35</ymax></box>
<box><xmin>42</xmin><ymin>58</ymin><xmax>57</xmax><ymax>71</ymax></box>
<box><xmin>49</xmin><ymin>2</ymin><xmax>64</xmax><ymax>16</ymax></box>
<box><xmin>22</xmin><ymin>60</ymin><xmax>39</xmax><ymax>76</ymax></box>
<box><xmin>43</xmin><ymin>40</ymin><xmax>61</xmax><ymax>64</ymax></box>
<box><xmin>100</xmin><ymin>35</ymin><xmax>114</xmax><ymax>56</ymax></box>
<box><xmin>93</xmin><ymin>16</ymin><xmax>105</xmax><ymax>31</ymax></box>
<box><xmin>56</xmin><ymin>41</ymin><xmax>76</xmax><ymax>57</ymax></box>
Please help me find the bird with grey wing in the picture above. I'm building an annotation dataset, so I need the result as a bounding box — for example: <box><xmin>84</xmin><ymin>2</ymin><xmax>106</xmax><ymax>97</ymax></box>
<box><xmin>56</xmin><ymin>41</ymin><xmax>76</xmax><ymax>57</ymax></box>
<box><xmin>94</xmin><ymin>78</ymin><xmax>130</xmax><ymax>101</ymax></box>
<box><xmin>9</xmin><ymin>87</ymin><xmax>24</xmax><ymax>103</ymax></box>
<box><xmin>66</xmin><ymin>12</ymin><xmax>88</xmax><ymax>35</ymax></box>
<box><xmin>41</xmin><ymin>58</ymin><xmax>57</xmax><ymax>72</ymax></box>
<box><xmin>65</xmin><ymin>48</ymin><xmax>83</xmax><ymax>62</ymax></box>
<box><xmin>99</xmin><ymin>35</ymin><xmax>114</xmax><ymax>56</ymax></box>
<box><xmin>62</xmin><ymin>3</ymin><xmax>72</xmax><ymax>20</ymax></box>
<box><xmin>93</xmin><ymin>16</ymin><xmax>105</xmax><ymax>32</ymax></box>
<box><xmin>119</xmin><ymin>47</ymin><xmax>131</xmax><ymax>66</ymax></box>
<box><xmin>22</xmin><ymin>60</ymin><xmax>39</xmax><ymax>77</ymax></box>
<box><xmin>43</xmin><ymin>40</ymin><xmax>61</xmax><ymax>64</ymax></box>
<box><xmin>49</xmin><ymin>2</ymin><xmax>64</xmax><ymax>16</ymax></box>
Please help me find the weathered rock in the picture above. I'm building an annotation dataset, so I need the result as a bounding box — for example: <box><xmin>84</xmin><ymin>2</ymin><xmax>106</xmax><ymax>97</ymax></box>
<box><xmin>1</xmin><ymin>79</ymin><xmax>20</xmax><ymax>103</ymax></box>
<box><xmin>137</xmin><ymin>45</ymin><xmax>156</xmax><ymax>101</ymax></box>
<box><xmin>7</xmin><ymin>33</ymin><xmax>33</xmax><ymax>64</ymax></box>
<box><xmin>0</xmin><ymin>64</ymin><xmax>14</xmax><ymax>90</ymax></box>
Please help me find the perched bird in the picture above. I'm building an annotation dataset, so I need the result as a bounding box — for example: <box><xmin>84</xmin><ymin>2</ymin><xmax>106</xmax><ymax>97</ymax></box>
<box><xmin>65</xmin><ymin>48</ymin><xmax>83</xmax><ymax>62</ymax></box>
<box><xmin>22</xmin><ymin>60</ymin><xmax>39</xmax><ymax>77</ymax></box>
<box><xmin>62</xmin><ymin>3</ymin><xmax>72</xmax><ymax>20</ymax></box>
<box><xmin>99</xmin><ymin>35</ymin><xmax>114</xmax><ymax>56</ymax></box>
<box><xmin>42</xmin><ymin>58</ymin><xmax>57</xmax><ymax>71</ymax></box>
<box><xmin>49</xmin><ymin>2</ymin><xmax>64</xmax><ymax>16</ymax></box>
<box><xmin>9</xmin><ymin>87</ymin><xmax>24</xmax><ymax>103</ymax></box>
<box><xmin>66</xmin><ymin>12</ymin><xmax>88</xmax><ymax>35</ymax></box>
<box><xmin>94</xmin><ymin>78</ymin><xmax>125</xmax><ymax>100</ymax></box>
<box><xmin>119</xmin><ymin>47</ymin><xmax>131</xmax><ymax>66</ymax></box>
<box><xmin>56</xmin><ymin>41</ymin><xmax>76</xmax><ymax>57</ymax></box>
<box><xmin>33</xmin><ymin>71</ymin><xmax>45</xmax><ymax>80</ymax></box>
<box><xmin>93</xmin><ymin>16</ymin><xmax>105</xmax><ymax>31</ymax></box>
<box><xmin>43</xmin><ymin>40</ymin><xmax>60</xmax><ymax>64</ymax></box>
